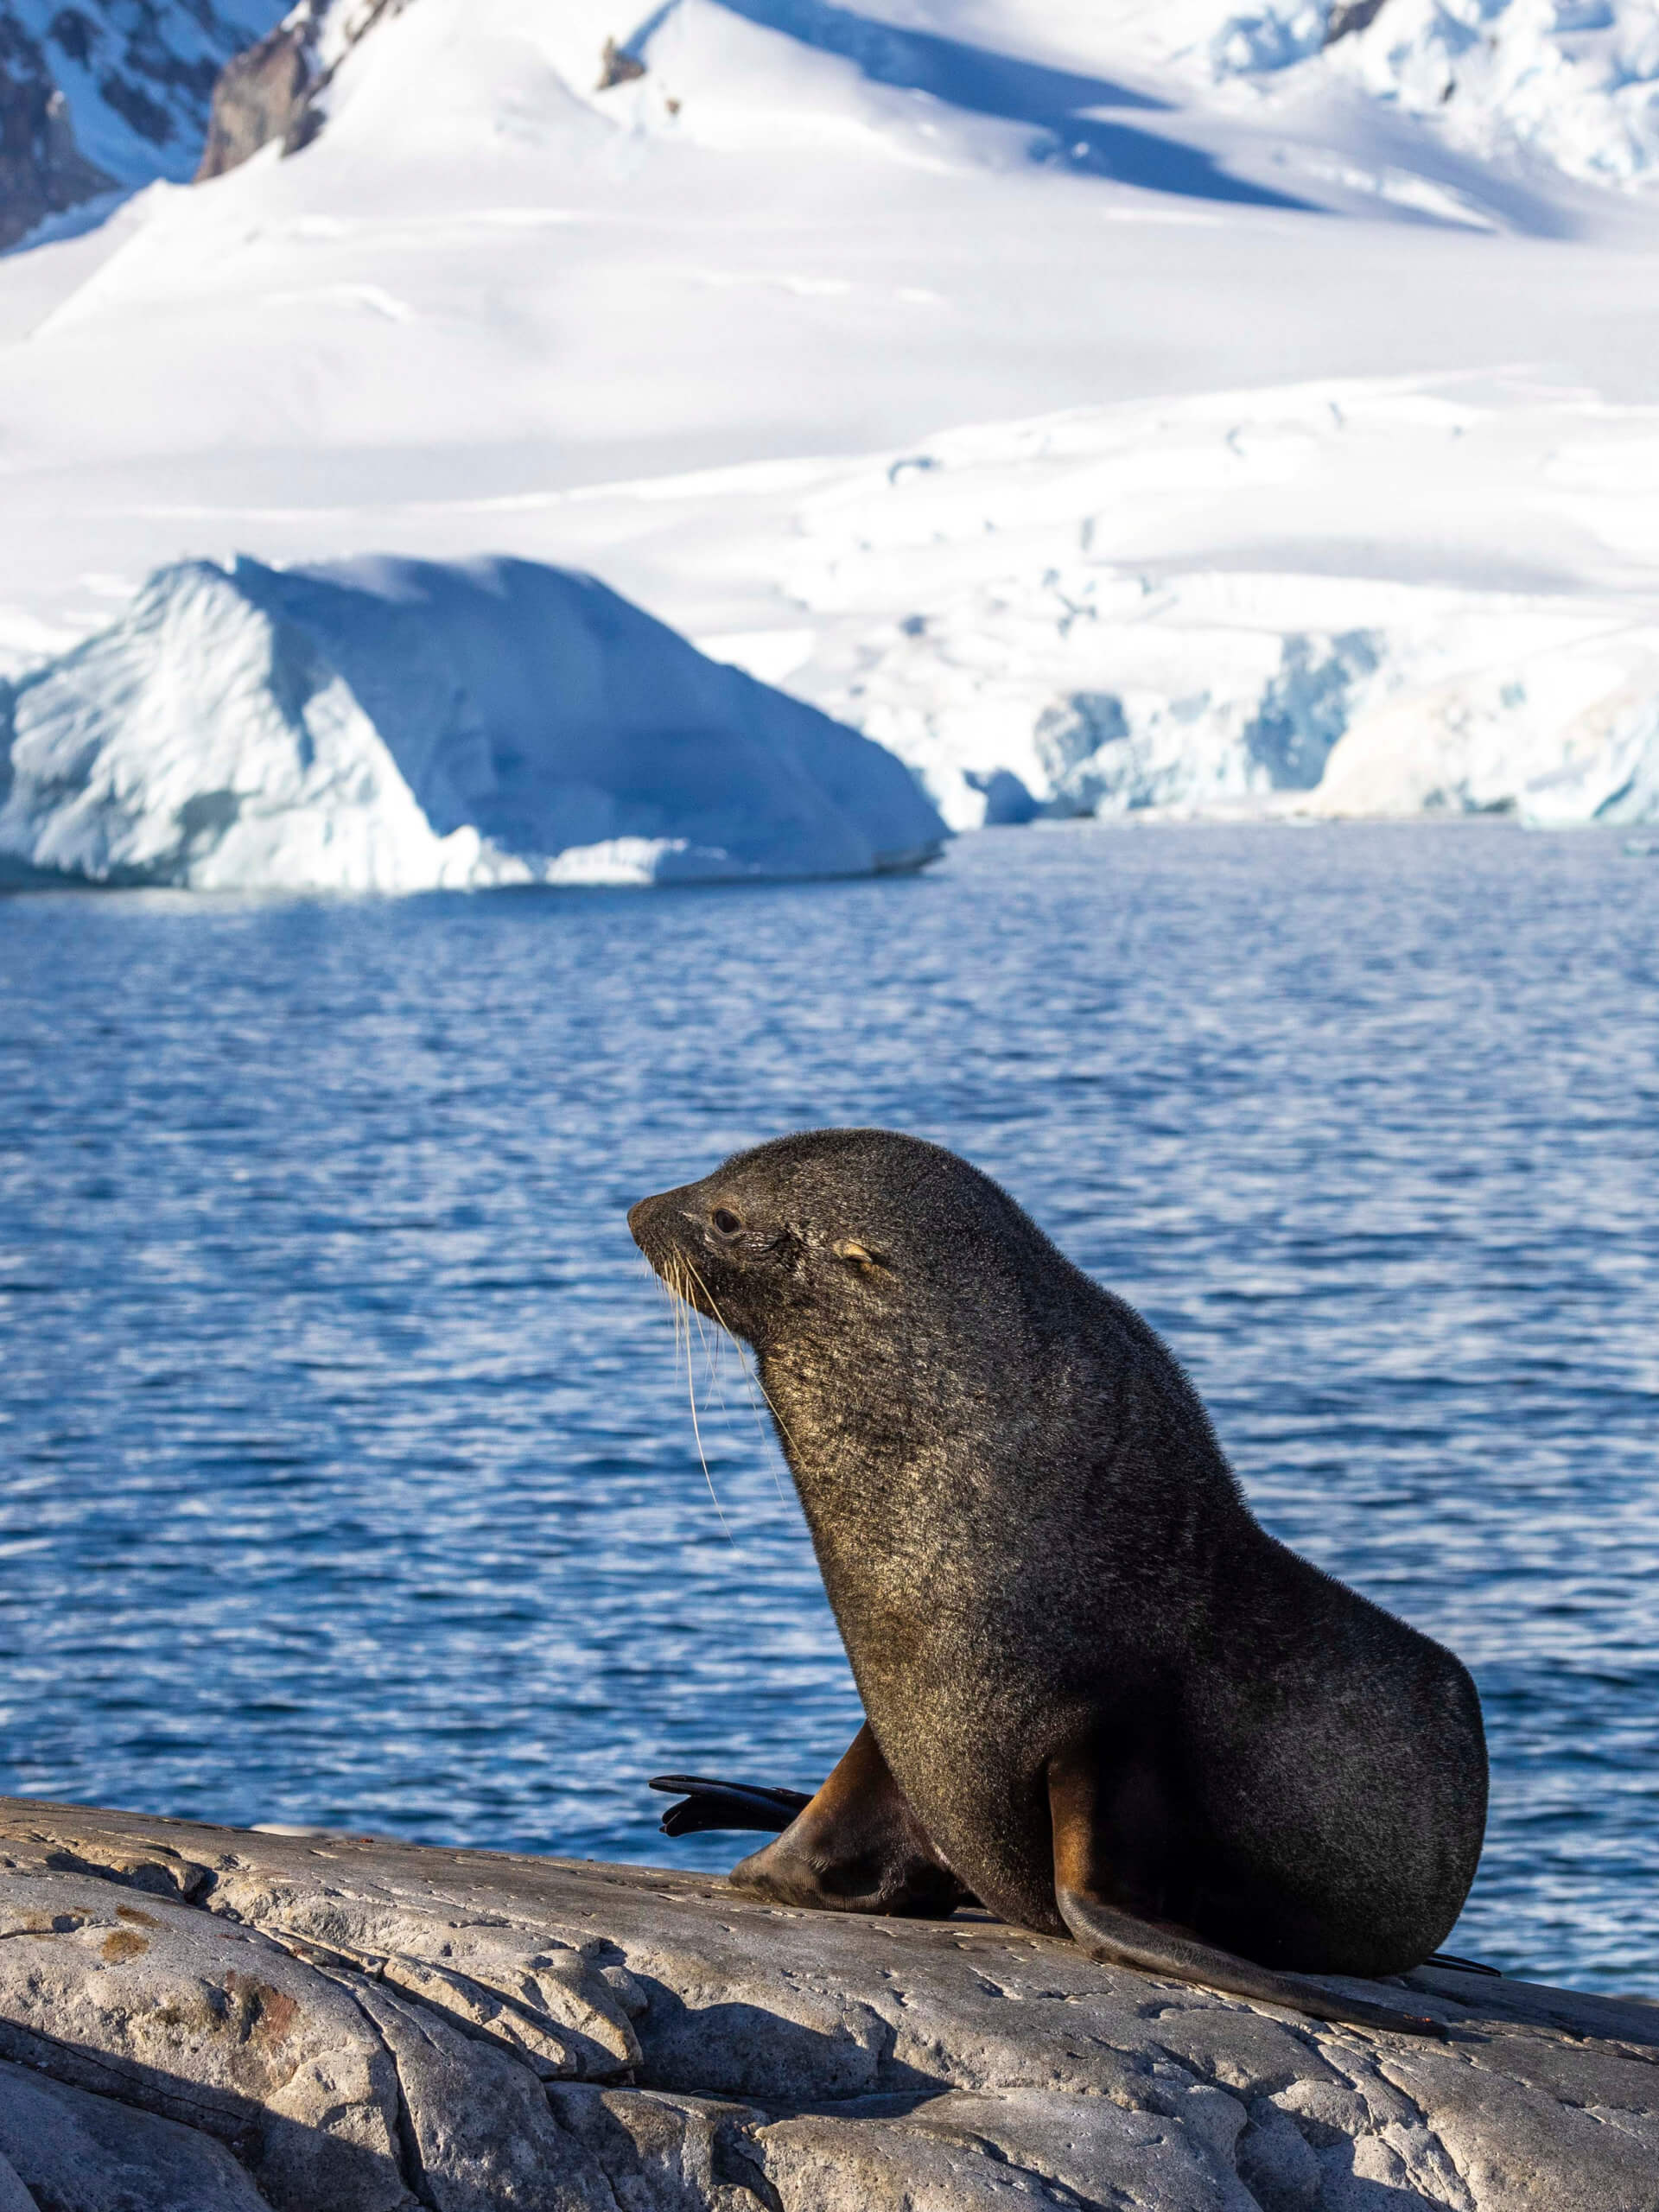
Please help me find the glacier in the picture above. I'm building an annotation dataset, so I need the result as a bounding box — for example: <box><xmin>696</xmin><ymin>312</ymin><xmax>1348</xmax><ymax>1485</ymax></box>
<box><xmin>699</xmin><ymin>383</ymin><xmax>1659</xmax><ymax>831</ymax></box>
<box><xmin>0</xmin><ymin>556</ymin><xmax>946</xmax><ymax>893</ymax></box>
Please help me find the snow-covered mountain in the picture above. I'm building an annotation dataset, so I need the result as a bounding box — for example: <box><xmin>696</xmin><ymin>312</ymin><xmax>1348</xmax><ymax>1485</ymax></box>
<box><xmin>195</xmin><ymin>1</ymin><xmax>1659</xmax><ymax>205</ymax></box>
<box><xmin>2</xmin><ymin>0</ymin><xmax>1658</xmax><ymax>858</ymax></box>
<box><xmin>0</xmin><ymin>554</ymin><xmax>945</xmax><ymax>889</ymax></box>
<box><xmin>10</xmin><ymin>2</ymin><xmax>1659</xmax><ymax>240</ymax></box>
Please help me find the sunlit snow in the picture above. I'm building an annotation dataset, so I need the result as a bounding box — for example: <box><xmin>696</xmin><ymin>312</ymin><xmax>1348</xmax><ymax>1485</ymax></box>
<box><xmin>3</xmin><ymin>0</ymin><xmax>1659</xmax><ymax>859</ymax></box>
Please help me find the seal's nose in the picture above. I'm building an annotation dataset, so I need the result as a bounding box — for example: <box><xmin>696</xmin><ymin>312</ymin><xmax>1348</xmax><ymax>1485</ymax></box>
<box><xmin>627</xmin><ymin>1189</ymin><xmax>673</xmax><ymax>1256</ymax></box>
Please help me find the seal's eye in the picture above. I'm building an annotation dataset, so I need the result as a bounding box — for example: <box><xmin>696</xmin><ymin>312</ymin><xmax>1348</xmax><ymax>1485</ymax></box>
<box><xmin>711</xmin><ymin>1206</ymin><xmax>743</xmax><ymax>1237</ymax></box>
<box><xmin>834</xmin><ymin>1240</ymin><xmax>890</xmax><ymax>1272</ymax></box>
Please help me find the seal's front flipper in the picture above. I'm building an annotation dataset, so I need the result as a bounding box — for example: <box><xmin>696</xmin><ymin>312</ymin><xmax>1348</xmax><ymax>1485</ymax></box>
<box><xmin>1048</xmin><ymin>1757</ymin><xmax>1447</xmax><ymax>2040</ymax></box>
<box><xmin>648</xmin><ymin>1776</ymin><xmax>811</xmax><ymax>1838</ymax></box>
<box><xmin>728</xmin><ymin>1723</ymin><xmax>973</xmax><ymax>1918</ymax></box>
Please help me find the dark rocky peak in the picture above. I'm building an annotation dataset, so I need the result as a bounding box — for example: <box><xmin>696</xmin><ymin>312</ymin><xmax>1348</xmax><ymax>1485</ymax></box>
<box><xmin>1325</xmin><ymin>0</ymin><xmax>1390</xmax><ymax>42</ymax></box>
<box><xmin>0</xmin><ymin>1</ymin><xmax>287</xmax><ymax>248</ymax></box>
<box><xmin>0</xmin><ymin>14</ymin><xmax>110</xmax><ymax>249</ymax></box>
<box><xmin>195</xmin><ymin>0</ymin><xmax>403</xmax><ymax>182</ymax></box>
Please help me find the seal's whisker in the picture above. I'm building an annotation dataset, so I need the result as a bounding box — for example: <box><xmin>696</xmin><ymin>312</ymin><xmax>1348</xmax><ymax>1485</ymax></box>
<box><xmin>693</xmin><ymin>1299</ymin><xmax>721</xmax><ymax>1395</ymax></box>
<box><xmin>683</xmin><ymin>1338</ymin><xmax>734</xmax><ymax>1548</ymax></box>
<box><xmin>673</xmin><ymin>1249</ymin><xmax>799</xmax><ymax>1497</ymax></box>
<box><xmin>662</xmin><ymin>1255</ymin><xmax>755</xmax><ymax>1536</ymax></box>
<box><xmin>658</xmin><ymin>1253</ymin><xmax>736</xmax><ymax>1542</ymax></box>
<box><xmin>644</xmin><ymin>1240</ymin><xmax>783</xmax><ymax>1528</ymax></box>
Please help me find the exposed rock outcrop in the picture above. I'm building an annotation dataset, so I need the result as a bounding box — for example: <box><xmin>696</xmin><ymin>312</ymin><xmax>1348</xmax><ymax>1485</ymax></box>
<box><xmin>0</xmin><ymin>1796</ymin><xmax>1654</xmax><ymax>2209</ymax></box>
<box><xmin>195</xmin><ymin>0</ymin><xmax>403</xmax><ymax>182</ymax></box>
<box><xmin>597</xmin><ymin>37</ymin><xmax>647</xmax><ymax>92</ymax></box>
<box><xmin>1325</xmin><ymin>0</ymin><xmax>1391</xmax><ymax>45</ymax></box>
<box><xmin>1</xmin><ymin>2</ymin><xmax>287</xmax><ymax>245</ymax></box>
<box><xmin>0</xmin><ymin>16</ymin><xmax>111</xmax><ymax>251</ymax></box>
<box><xmin>194</xmin><ymin>16</ymin><xmax>316</xmax><ymax>180</ymax></box>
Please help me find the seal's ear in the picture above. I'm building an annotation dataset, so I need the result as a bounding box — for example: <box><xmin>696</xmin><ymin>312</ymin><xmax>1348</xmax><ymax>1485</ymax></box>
<box><xmin>834</xmin><ymin>1240</ymin><xmax>890</xmax><ymax>1273</ymax></box>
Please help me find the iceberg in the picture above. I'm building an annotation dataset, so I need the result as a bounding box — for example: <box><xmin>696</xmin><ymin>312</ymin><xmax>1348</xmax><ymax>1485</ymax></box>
<box><xmin>0</xmin><ymin>555</ymin><xmax>946</xmax><ymax>893</ymax></box>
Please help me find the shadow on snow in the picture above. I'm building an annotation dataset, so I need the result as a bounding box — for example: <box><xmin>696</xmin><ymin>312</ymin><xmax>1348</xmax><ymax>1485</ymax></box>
<box><xmin>635</xmin><ymin>0</ymin><xmax>1318</xmax><ymax>211</ymax></box>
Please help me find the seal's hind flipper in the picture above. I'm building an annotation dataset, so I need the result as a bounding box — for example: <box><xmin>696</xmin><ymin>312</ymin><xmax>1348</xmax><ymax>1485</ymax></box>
<box><xmin>648</xmin><ymin>1775</ymin><xmax>810</xmax><ymax>1838</ymax></box>
<box><xmin>1423</xmin><ymin>1950</ymin><xmax>1501</xmax><ymax>1977</ymax></box>
<box><xmin>1047</xmin><ymin>1752</ymin><xmax>1448</xmax><ymax>2039</ymax></box>
<box><xmin>1055</xmin><ymin>1885</ymin><xmax>1448</xmax><ymax>2039</ymax></box>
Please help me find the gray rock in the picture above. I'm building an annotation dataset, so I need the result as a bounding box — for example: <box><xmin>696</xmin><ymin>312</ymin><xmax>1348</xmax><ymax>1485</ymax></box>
<box><xmin>207</xmin><ymin>1866</ymin><xmax>641</xmax><ymax>2079</ymax></box>
<box><xmin>757</xmin><ymin>2085</ymin><xmax>1262</xmax><ymax>2211</ymax></box>
<box><xmin>597</xmin><ymin>38</ymin><xmax>647</xmax><ymax>92</ymax></box>
<box><xmin>1325</xmin><ymin>1</ymin><xmax>1391</xmax><ymax>46</ymax></box>
<box><xmin>194</xmin><ymin>21</ymin><xmax>315</xmax><ymax>181</ymax></box>
<box><xmin>0</xmin><ymin>20</ymin><xmax>112</xmax><ymax>251</ymax></box>
<box><xmin>0</xmin><ymin>2060</ymin><xmax>268</xmax><ymax>2212</ymax></box>
<box><xmin>0</xmin><ymin>1796</ymin><xmax>1656</xmax><ymax>2210</ymax></box>
<box><xmin>548</xmin><ymin>2084</ymin><xmax>772</xmax><ymax>2211</ymax></box>
<box><xmin>351</xmin><ymin>1981</ymin><xmax>613</xmax><ymax>2212</ymax></box>
<box><xmin>0</xmin><ymin>1867</ymin><xmax>409</xmax><ymax>2211</ymax></box>
<box><xmin>194</xmin><ymin>0</ymin><xmax>404</xmax><ymax>182</ymax></box>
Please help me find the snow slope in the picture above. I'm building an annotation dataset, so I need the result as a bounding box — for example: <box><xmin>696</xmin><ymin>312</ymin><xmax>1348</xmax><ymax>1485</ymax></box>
<box><xmin>1</xmin><ymin>0</ymin><xmax>1658</xmax><ymax>842</ymax></box>
<box><xmin>0</xmin><ymin>555</ymin><xmax>945</xmax><ymax>889</ymax></box>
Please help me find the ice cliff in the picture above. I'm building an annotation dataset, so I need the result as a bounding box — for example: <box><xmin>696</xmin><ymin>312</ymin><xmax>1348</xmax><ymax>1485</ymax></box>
<box><xmin>0</xmin><ymin>556</ymin><xmax>946</xmax><ymax>893</ymax></box>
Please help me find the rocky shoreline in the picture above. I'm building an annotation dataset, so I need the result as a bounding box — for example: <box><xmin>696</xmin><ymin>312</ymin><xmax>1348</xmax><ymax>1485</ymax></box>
<box><xmin>0</xmin><ymin>1796</ymin><xmax>1653</xmax><ymax>2209</ymax></box>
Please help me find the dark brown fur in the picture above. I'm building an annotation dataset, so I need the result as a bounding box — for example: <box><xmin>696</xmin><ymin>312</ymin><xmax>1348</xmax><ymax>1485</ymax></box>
<box><xmin>630</xmin><ymin>1130</ymin><xmax>1486</xmax><ymax>2035</ymax></box>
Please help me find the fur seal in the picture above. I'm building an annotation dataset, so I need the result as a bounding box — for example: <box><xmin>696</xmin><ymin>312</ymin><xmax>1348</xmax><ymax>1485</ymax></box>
<box><xmin>630</xmin><ymin>1129</ymin><xmax>1487</xmax><ymax>2036</ymax></box>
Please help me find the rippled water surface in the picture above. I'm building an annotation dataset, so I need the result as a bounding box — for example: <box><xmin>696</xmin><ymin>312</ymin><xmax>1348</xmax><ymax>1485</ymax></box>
<box><xmin>3</xmin><ymin>824</ymin><xmax>1656</xmax><ymax>1993</ymax></box>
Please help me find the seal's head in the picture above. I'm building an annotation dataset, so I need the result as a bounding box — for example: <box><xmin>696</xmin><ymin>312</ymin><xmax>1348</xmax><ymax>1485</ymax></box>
<box><xmin>627</xmin><ymin>1127</ymin><xmax>1092</xmax><ymax>1451</ymax></box>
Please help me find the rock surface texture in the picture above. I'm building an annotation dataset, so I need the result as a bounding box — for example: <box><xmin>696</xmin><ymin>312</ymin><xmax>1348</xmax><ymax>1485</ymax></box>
<box><xmin>0</xmin><ymin>1797</ymin><xmax>1654</xmax><ymax>2210</ymax></box>
<box><xmin>194</xmin><ymin>16</ymin><xmax>315</xmax><ymax>179</ymax></box>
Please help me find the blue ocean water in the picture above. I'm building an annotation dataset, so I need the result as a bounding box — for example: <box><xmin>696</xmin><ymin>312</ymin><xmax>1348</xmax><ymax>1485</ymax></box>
<box><xmin>2</xmin><ymin>823</ymin><xmax>1656</xmax><ymax>1994</ymax></box>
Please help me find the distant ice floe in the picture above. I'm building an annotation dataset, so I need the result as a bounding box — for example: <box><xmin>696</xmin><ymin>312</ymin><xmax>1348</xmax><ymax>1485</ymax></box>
<box><xmin>0</xmin><ymin>556</ymin><xmax>945</xmax><ymax>893</ymax></box>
